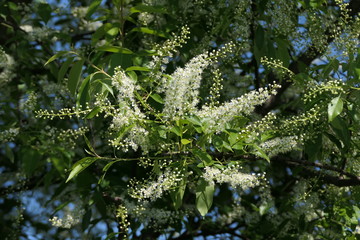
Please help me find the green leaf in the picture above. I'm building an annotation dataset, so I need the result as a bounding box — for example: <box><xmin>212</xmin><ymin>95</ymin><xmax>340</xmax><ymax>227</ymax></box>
<box><xmin>44</xmin><ymin>51</ymin><xmax>70</xmax><ymax>66</ymax></box>
<box><xmin>106</xmin><ymin>27</ymin><xmax>119</xmax><ymax>36</ymax></box>
<box><xmin>130</xmin><ymin>27</ymin><xmax>169</xmax><ymax>38</ymax></box>
<box><xmin>330</xmin><ymin>117</ymin><xmax>351</xmax><ymax>149</ymax></box>
<box><xmin>328</xmin><ymin>96</ymin><xmax>343</xmax><ymax>122</ymax></box>
<box><xmin>125</xmin><ymin>66</ymin><xmax>151</xmax><ymax>72</ymax></box>
<box><xmin>68</xmin><ymin>59</ymin><xmax>85</xmax><ymax>95</ymax></box>
<box><xmin>85</xmin><ymin>106</ymin><xmax>102</xmax><ymax>119</ymax></box>
<box><xmin>193</xmin><ymin>149</ymin><xmax>213</xmax><ymax>166</ymax></box>
<box><xmin>97</xmin><ymin>46</ymin><xmax>133</xmax><ymax>54</ymax></box>
<box><xmin>170</xmin><ymin>177</ymin><xmax>187</xmax><ymax>210</ymax></box>
<box><xmin>38</xmin><ymin>3</ymin><xmax>52</xmax><ymax>23</ymax></box>
<box><xmin>84</xmin><ymin>135</ymin><xmax>97</xmax><ymax>155</ymax></box>
<box><xmin>212</xmin><ymin>135</ymin><xmax>223</xmax><ymax>151</ymax></box>
<box><xmin>181</xmin><ymin>139</ymin><xmax>192</xmax><ymax>145</ymax></box>
<box><xmin>85</xmin><ymin>0</ymin><xmax>102</xmax><ymax>19</ymax></box>
<box><xmin>98</xmin><ymin>160</ymin><xmax>120</xmax><ymax>184</ymax></box>
<box><xmin>149</xmin><ymin>93</ymin><xmax>164</xmax><ymax>104</ymax></box>
<box><xmin>66</xmin><ymin>157</ymin><xmax>98</xmax><ymax>183</ymax></box>
<box><xmin>186</xmin><ymin>115</ymin><xmax>202</xmax><ymax>126</ymax></box>
<box><xmin>170</xmin><ymin>126</ymin><xmax>182</xmax><ymax>136</ymax></box>
<box><xmin>77</xmin><ymin>75</ymin><xmax>91</xmax><ymax>108</ymax></box>
<box><xmin>130</xmin><ymin>4</ymin><xmax>167</xmax><ymax>14</ymax></box>
<box><xmin>82</xmin><ymin>209</ymin><xmax>92</xmax><ymax>231</ymax></box>
<box><xmin>58</xmin><ymin>57</ymin><xmax>74</xmax><ymax>83</ymax></box>
<box><xmin>196</xmin><ymin>178</ymin><xmax>214</xmax><ymax>216</ymax></box>
<box><xmin>252</xmin><ymin>144</ymin><xmax>270</xmax><ymax>162</ymax></box>
<box><xmin>21</xmin><ymin>148</ymin><xmax>41</xmax><ymax>176</ymax></box>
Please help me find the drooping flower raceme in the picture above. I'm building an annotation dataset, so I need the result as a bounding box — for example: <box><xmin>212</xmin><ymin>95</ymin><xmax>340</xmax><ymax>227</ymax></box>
<box><xmin>259</xmin><ymin>136</ymin><xmax>300</xmax><ymax>158</ymax></box>
<box><xmin>197</xmin><ymin>83</ymin><xmax>280</xmax><ymax>133</ymax></box>
<box><xmin>109</xmin><ymin>67</ymin><xmax>148</xmax><ymax>152</ymax></box>
<box><xmin>203</xmin><ymin>166</ymin><xmax>263</xmax><ymax>189</ymax></box>
<box><xmin>129</xmin><ymin>168</ymin><xmax>184</xmax><ymax>202</ymax></box>
<box><xmin>162</xmin><ymin>53</ymin><xmax>210</xmax><ymax>120</ymax></box>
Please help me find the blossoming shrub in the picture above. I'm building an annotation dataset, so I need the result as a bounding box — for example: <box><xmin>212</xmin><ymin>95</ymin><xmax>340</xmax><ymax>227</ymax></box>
<box><xmin>1</xmin><ymin>0</ymin><xmax>360</xmax><ymax>239</ymax></box>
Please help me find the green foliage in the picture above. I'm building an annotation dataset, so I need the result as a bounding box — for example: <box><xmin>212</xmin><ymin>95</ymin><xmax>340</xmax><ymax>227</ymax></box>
<box><xmin>1</xmin><ymin>0</ymin><xmax>360</xmax><ymax>239</ymax></box>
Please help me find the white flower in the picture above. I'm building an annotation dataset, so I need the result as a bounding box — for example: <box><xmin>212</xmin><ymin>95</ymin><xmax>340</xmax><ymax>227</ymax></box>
<box><xmin>49</xmin><ymin>208</ymin><xmax>84</xmax><ymax>229</ymax></box>
<box><xmin>259</xmin><ymin>136</ymin><xmax>300</xmax><ymax>157</ymax></box>
<box><xmin>197</xmin><ymin>84</ymin><xmax>280</xmax><ymax>133</ymax></box>
<box><xmin>129</xmin><ymin>168</ymin><xmax>183</xmax><ymax>201</ymax></box>
<box><xmin>0</xmin><ymin>128</ymin><xmax>19</xmax><ymax>142</ymax></box>
<box><xmin>162</xmin><ymin>53</ymin><xmax>209</xmax><ymax>120</ymax></box>
<box><xmin>203</xmin><ymin>166</ymin><xmax>262</xmax><ymax>189</ymax></box>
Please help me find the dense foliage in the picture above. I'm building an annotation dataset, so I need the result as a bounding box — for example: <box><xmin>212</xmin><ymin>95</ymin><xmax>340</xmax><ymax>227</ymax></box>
<box><xmin>1</xmin><ymin>0</ymin><xmax>360</xmax><ymax>239</ymax></box>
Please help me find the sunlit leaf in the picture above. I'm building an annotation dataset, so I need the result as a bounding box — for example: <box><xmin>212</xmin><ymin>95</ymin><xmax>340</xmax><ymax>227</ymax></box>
<box><xmin>196</xmin><ymin>178</ymin><xmax>214</xmax><ymax>216</ymax></box>
<box><xmin>328</xmin><ymin>96</ymin><xmax>343</xmax><ymax>122</ymax></box>
<box><xmin>66</xmin><ymin>157</ymin><xmax>98</xmax><ymax>183</ymax></box>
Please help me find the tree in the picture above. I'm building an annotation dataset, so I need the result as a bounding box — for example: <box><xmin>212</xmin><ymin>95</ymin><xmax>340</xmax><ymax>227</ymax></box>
<box><xmin>1</xmin><ymin>0</ymin><xmax>360</xmax><ymax>239</ymax></box>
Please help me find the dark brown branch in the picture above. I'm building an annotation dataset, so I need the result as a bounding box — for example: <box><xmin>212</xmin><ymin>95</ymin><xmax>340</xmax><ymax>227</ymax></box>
<box><xmin>272</xmin><ymin>156</ymin><xmax>359</xmax><ymax>179</ymax></box>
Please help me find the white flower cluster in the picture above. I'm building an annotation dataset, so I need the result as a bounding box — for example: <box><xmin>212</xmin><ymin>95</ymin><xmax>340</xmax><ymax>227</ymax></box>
<box><xmin>111</xmin><ymin>67</ymin><xmax>144</xmax><ymax>126</ymax></box>
<box><xmin>20</xmin><ymin>25</ymin><xmax>55</xmax><ymax>41</ymax></box>
<box><xmin>72</xmin><ymin>6</ymin><xmax>103</xmax><ymax>31</ymax></box>
<box><xmin>203</xmin><ymin>165</ymin><xmax>263</xmax><ymax>189</ymax></box>
<box><xmin>124</xmin><ymin>200</ymin><xmax>185</xmax><ymax>230</ymax></box>
<box><xmin>49</xmin><ymin>208</ymin><xmax>84</xmax><ymax>229</ymax></box>
<box><xmin>109</xmin><ymin>68</ymin><xmax>149</xmax><ymax>152</ymax></box>
<box><xmin>0</xmin><ymin>47</ymin><xmax>16</xmax><ymax>86</ymax></box>
<box><xmin>138</xmin><ymin>12</ymin><xmax>155</xmax><ymax>26</ymax></box>
<box><xmin>198</xmin><ymin>83</ymin><xmax>280</xmax><ymax>133</ymax></box>
<box><xmin>147</xmin><ymin>26</ymin><xmax>190</xmax><ymax>80</ymax></box>
<box><xmin>19</xmin><ymin>91</ymin><xmax>38</xmax><ymax>113</ymax></box>
<box><xmin>0</xmin><ymin>128</ymin><xmax>19</xmax><ymax>143</ymax></box>
<box><xmin>260</xmin><ymin>136</ymin><xmax>300</xmax><ymax>158</ymax></box>
<box><xmin>162</xmin><ymin>53</ymin><xmax>209</xmax><ymax>119</ymax></box>
<box><xmin>129</xmin><ymin>168</ymin><xmax>184</xmax><ymax>202</ymax></box>
<box><xmin>217</xmin><ymin>203</ymin><xmax>245</xmax><ymax>226</ymax></box>
<box><xmin>109</xmin><ymin>125</ymin><xmax>149</xmax><ymax>153</ymax></box>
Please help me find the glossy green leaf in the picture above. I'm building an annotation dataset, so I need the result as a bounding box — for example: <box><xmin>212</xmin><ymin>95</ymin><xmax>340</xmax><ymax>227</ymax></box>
<box><xmin>77</xmin><ymin>75</ymin><xmax>91</xmax><ymax>108</ymax></box>
<box><xmin>68</xmin><ymin>59</ymin><xmax>85</xmax><ymax>95</ymax></box>
<box><xmin>196</xmin><ymin>178</ymin><xmax>214</xmax><ymax>216</ymax></box>
<box><xmin>58</xmin><ymin>56</ymin><xmax>74</xmax><ymax>83</ymax></box>
<box><xmin>130</xmin><ymin>4</ymin><xmax>167</xmax><ymax>13</ymax></box>
<box><xmin>252</xmin><ymin>144</ymin><xmax>270</xmax><ymax>162</ymax></box>
<box><xmin>328</xmin><ymin>96</ymin><xmax>343</xmax><ymax>122</ymax></box>
<box><xmin>170</xmin><ymin>126</ymin><xmax>182</xmax><ymax>136</ymax></box>
<box><xmin>131</xmin><ymin>27</ymin><xmax>169</xmax><ymax>38</ymax></box>
<box><xmin>181</xmin><ymin>139</ymin><xmax>191</xmax><ymax>145</ymax></box>
<box><xmin>83</xmin><ymin>135</ymin><xmax>97</xmax><ymax>155</ymax></box>
<box><xmin>150</xmin><ymin>93</ymin><xmax>164</xmax><ymax>104</ymax></box>
<box><xmin>85</xmin><ymin>106</ymin><xmax>102</xmax><ymax>119</ymax></box>
<box><xmin>193</xmin><ymin>149</ymin><xmax>213</xmax><ymax>166</ymax></box>
<box><xmin>66</xmin><ymin>157</ymin><xmax>98</xmax><ymax>183</ymax></box>
<box><xmin>170</xmin><ymin>177</ymin><xmax>187</xmax><ymax>210</ymax></box>
<box><xmin>44</xmin><ymin>51</ymin><xmax>70</xmax><ymax>66</ymax></box>
<box><xmin>85</xmin><ymin>0</ymin><xmax>102</xmax><ymax>19</ymax></box>
<box><xmin>106</xmin><ymin>27</ymin><xmax>119</xmax><ymax>36</ymax></box>
<box><xmin>97</xmin><ymin>46</ymin><xmax>133</xmax><ymax>54</ymax></box>
<box><xmin>212</xmin><ymin>135</ymin><xmax>223</xmax><ymax>151</ymax></box>
<box><xmin>186</xmin><ymin>115</ymin><xmax>202</xmax><ymax>126</ymax></box>
<box><xmin>126</xmin><ymin>66</ymin><xmax>151</xmax><ymax>72</ymax></box>
<box><xmin>330</xmin><ymin>116</ymin><xmax>350</xmax><ymax>149</ymax></box>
